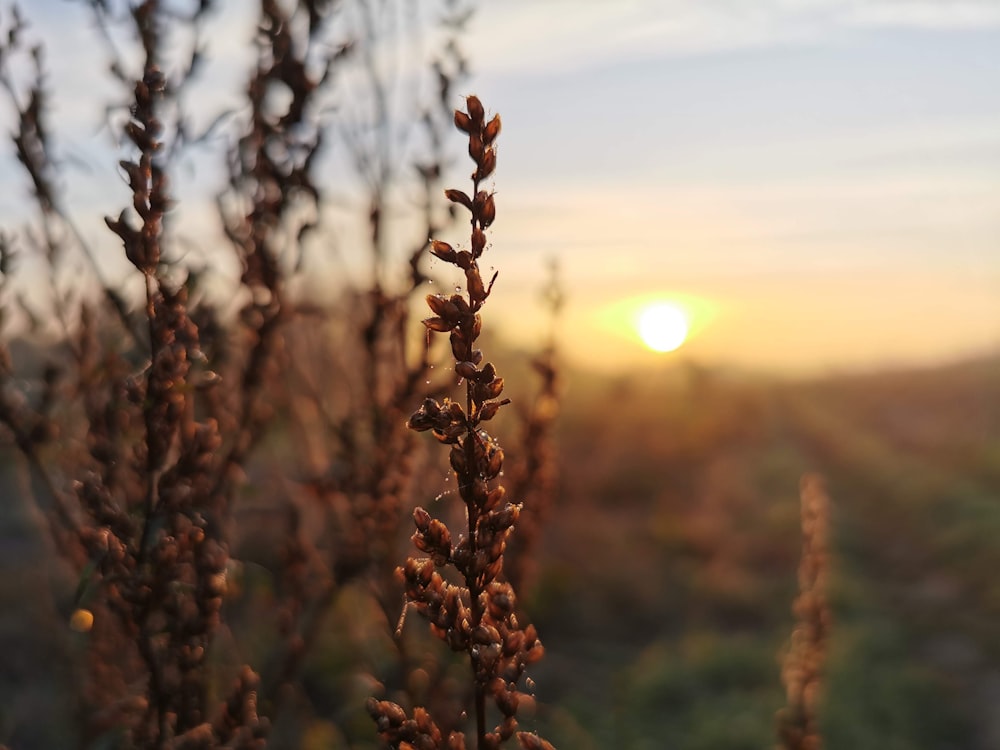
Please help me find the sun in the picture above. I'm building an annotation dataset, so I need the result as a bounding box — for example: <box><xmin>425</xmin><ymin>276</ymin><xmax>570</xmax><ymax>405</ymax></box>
<box><xmin>637</xmin><ymin>302</ymin><xmax>689</xmax><ymax>353</ymax></box>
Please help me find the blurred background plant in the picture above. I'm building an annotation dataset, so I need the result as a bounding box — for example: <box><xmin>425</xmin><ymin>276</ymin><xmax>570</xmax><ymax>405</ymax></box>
<box><xmin>0</xmin><ymin>1</ymin><xmax>563</xmax><ymax>747</ymax></box>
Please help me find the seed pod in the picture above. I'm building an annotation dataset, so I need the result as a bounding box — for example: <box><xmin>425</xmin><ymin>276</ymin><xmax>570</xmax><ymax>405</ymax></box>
<box><xmin>423</xmin><ymin>316</ymin><xmax>453</xmax><ymax>333</ymax></box>
<box><xmin>484</xmin><ymin>376</ymin><xmax>504</xmax><ymax>400</ymax></box>
<box><xmin>484</xmin><ymin>113</ymin><xmax>502</xmax><ymax>144</ymax></box>
<box><xmin>420</xmin><ymin>561</ymin><xmax>436</xmax><ymax>586</ymax></box>
<box><xmin>119</xmin><ymin>159</ymin><xmax>145</xmax><ymax>191</ymax></box>
<box><xmin>472</xmin><ymin>625</ymin><xmax>494</xmax><ymax>644</ymax></box>
<box><xmin>454</xmin><ymin>109</ymin><xmax>473</xmax><ymax>133</ymax></box>
<box><xmin>466</xmin><ymin>95</ymin><xmax>485</xmax><ymax>124</ymax></box>
<box><xmin>427</xmin><ymin>294</ymin><xmax>460</xmax><ymax>320</ymax></box>
<box><xmin>490</xmin><ymin>503</ymin><xmax>520</xmax><ymax>531</ymax></box>
<box><xmin>472</xmin><ymin>548</ymin><xmax>490</xmax><ymax>577</ymax></box>
<box><xmin>473</xmin><ymin>381</ymin><xmax>490</xmax><ymax>404</ymax></box>
<box><xmin>468</xmin><ymin>133</ymin><xmax>484</xmax><ymax>162</ymax></box>
<box><xmin>428</xmin><ymin>519</ymin><xmax>452</xmax><ymax>550</ymax></box>
<box><xmin>496</xmin><ymin>689</ymin><xmax>519</xmax><ymax>717</ymax></box>
<box><xmin>485</xmin><ymin>579</ymin><xmax>513</xmax><ymax>600</ymax></box>
<box><xmin>125</xmin><ymin>121</ymin><xmax>155</xmax><ymax>152</ymax></box>
<box><xmin>472</xmin><ymin>226</ymin><xmax>486</xmax><ymax>256</ymax></box>
<box><xmin>486</xmin><ymin>446</ymin><xmax>504</xmax><ymax>477</ymax></box>
<box><xmin>431</xmin><ymin>240</ymin><xmax>457</xmax><ymax>262</ymax></box>
<box><xmin>384</xmin><ymin>701</ymin><xmax>407</xmax><ymax>726</ymax></box>
<box><xmin>450</xmin><ymin>330</ymin><xmax>470</xmax><ymax>361</ymax></box>
<box><xmin>433</xmin><ymin>429</ymin><xmax>460</xmax><ymax>445</ymax></box>
<box><xmin>467</xmin><ymin>267</ymin><xmax>486</xmax><ymax>303</ymax></box>
<box><xmin>480</xmin><ymin>193</ymin><xmax>496</xmax><ymax>228</ymax></box>
<box><xmin>413</xmin><ymin>707</ymin><xmax>437</xmax><ymax>736</ymax></box>
<box><xmin>485</xmin><ymin>485</ymin><xmax>506</xmax><ymax>511</ymax></box>
<box><xmin>503</xmin><ymin>630</ymin><xmax>525</xmax><ymax>656</ymax></box>
<box><xmin>413</xmin><ymin>507</ymin><xmax>431</xmax><ymax>530</ymax></box>
<box><xmin>456</xmin><ymin>360</ymin><xmax>478</xmax><ymax>379</ymax></box>
<box><xmin>478</xmin><ymin>400</ymin><xmax>503</xmax><ymax>421</ymax></box>
<box><xmin>476</xmin><ymin>148</ymin><xmax>497</xmax><ymax>181</ymax></box>
<box><xmin>444</xmin><ymin>188</ymin><xmax>473</xmax><ymax>210</ymax></box>
<box><xmin>446</xmin><ymin>401</ymin><xmax>466</xmax><ymax>420</ymax></box>
<box><xmin>407</xmin><ymin>411</ymin><xmax>431</xmax><ymax>431</ymax></box>
<box><xmin>413</xmin><ymin>530</ymin><xmax>433</xmax><ymax>555</ymax></box>
<box><xmin>485</xmin><ymin>558</ymin><xmax>503</xmax><ymax>581</ymax></box>
<box><xmin>468</xmin><ymin>477</ymin><xmax>489</xmax><ymax>507</ymax></box>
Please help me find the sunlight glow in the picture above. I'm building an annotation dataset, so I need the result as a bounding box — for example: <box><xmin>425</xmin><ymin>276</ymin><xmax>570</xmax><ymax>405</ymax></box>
<box><xmin>637</xmin><ymin>302</ymin><xmax>689</xmax><ymax>353</ymax></box>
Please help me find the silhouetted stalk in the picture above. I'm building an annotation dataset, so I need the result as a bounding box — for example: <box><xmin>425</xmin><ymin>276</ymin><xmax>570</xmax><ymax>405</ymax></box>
<box><xmin>368</xmin><ymin>95</ymin><xmax>555</xmax><ymax>750</ymax></box>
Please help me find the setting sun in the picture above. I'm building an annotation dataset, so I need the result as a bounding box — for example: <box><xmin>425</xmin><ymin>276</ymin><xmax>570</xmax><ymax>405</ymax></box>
<box><xmin>637</xmin><ymin>302</ymin><xmax>689</xmax><ymax>353</ymax></box>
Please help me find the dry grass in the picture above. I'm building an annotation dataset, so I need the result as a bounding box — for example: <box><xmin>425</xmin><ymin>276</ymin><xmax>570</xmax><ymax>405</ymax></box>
<box><xmin>367</xmin><ymin>96</ymin><xmax>554</xmax><ymax>750</ymax></box>
<box><xmin>776</xmin><ymin>474</ymin><xmax>831</xmax><ymax>750</ymax></box>
<box><xmin>0</xmin><ymin>2</ymin><xmax>559</xmax><ymax>749</ymax></box>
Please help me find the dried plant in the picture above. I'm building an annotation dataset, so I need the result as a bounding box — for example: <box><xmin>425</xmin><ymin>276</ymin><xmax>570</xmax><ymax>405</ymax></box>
<box><xmin>776</xmin><ymin>473</ymin><xmax>832</xmax><ymax>750</ymax></box>
<box><xmin>367</xmin><ymin>96</ymin><xmax>554</xmax><ymax>750</ymax></box>
<box><xmin>229</xmin><ymin>1</ymin><xmax>482</xmax><ymax>726</ymax></box>
<box><xmin>0</xmin><ymin>1</ymin><xmax>269</xmax><ymax>745</ymax></box>
<box><xmin>210</xmin><ymin>0</ymin><xmax>345</xmax><ymax>487</ymax></box>
<box><xmin>79</xmin><ymin>2</ymin><xmax>267</xmax><ymax>746</ymax></box>
<box><xmin>0</xmin><ymin>2</ymin><xmax>564</xmax><ymax>747</ymax></box>
<box><xmin>0</xmin><ymin>4</ymin><xmax>136</xmax><ymax>338</ymax></box>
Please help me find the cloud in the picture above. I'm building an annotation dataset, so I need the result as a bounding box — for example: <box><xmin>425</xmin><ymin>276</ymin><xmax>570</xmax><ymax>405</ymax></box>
<box><xmin>840</xmin><ymin>0</ymin><xmax>1000</xmax><ymax>30</ymax></box>
<box><xmin>467</xmin><ymin>0</ymin><xmax>1000</xmax><ymax>76</ymax></box>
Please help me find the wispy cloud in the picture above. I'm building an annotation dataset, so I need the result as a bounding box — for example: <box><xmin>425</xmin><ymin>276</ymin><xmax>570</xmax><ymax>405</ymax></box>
<box><xmin>840</xmin><ymin>0</ymin><xmax>1000</xmax><ymax>30</ymax></box>
<box><xmin>468</xmin><ymin>0</ymin><xmax>1000</xmax><ymax>75</ymax></box>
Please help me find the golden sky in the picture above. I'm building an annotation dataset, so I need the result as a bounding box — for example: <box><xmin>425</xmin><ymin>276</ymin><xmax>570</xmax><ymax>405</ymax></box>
<box><xmin>461</xmin><ymin>1</ymin><xmax>1000</xmax><ymax>374</ymax></box>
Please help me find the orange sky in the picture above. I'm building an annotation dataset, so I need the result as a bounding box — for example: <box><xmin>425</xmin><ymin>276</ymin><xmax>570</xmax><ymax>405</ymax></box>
<box><xmin>478</xmin><ymin>182</ymin><xmax>1000</xmax><ymax>375</ymax></box>
<box><xmin>458</xmin><ymin>2</ymin><xmax>1000</xmax><ymax>375</ymax></box>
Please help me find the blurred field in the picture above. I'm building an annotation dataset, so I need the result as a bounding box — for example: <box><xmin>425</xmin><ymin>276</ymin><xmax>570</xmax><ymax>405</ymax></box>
<box><xmin>1</xmin><ymin>349</ymin><xmax>998</xmax><ymax>749</ymax></box>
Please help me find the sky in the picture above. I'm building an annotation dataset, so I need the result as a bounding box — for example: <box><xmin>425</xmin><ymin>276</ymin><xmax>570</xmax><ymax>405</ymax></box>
<box><xmin>461</xmin><ymin>0</ymin><xmax>1000</xmax><ymax>374</ymax></box>
<box><xmin>2</xmin><ymin>0</ymin><xmax>999</xmax><ymax>376</ymax></box>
